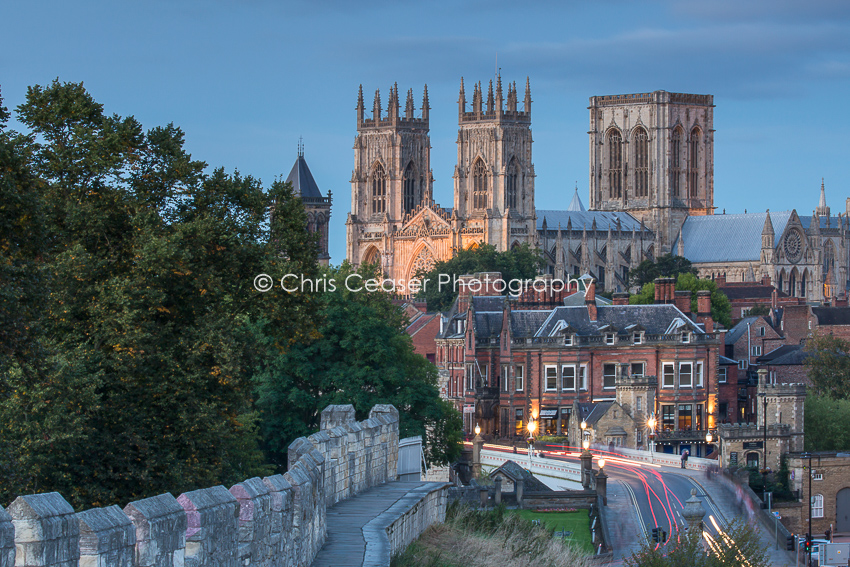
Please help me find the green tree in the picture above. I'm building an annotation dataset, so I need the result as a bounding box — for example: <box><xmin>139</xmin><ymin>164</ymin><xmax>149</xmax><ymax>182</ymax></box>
<box><xmin>415</xmin><ymin>243</ymin><xmax>544</xmax><ymax>311</ymax></box>
<box><xmin>1</xmin><ymin>80</ymin><xmax>319</xmax><ymax>507</ymax></box>
<box><xmin>628</xmin><ymin>254</ymin><xmax>696</xmax><ymax>288</ymax></box>
<box><xmin>626</xmin><ymin>519</ymin><xmax>768</xmax><ymax>567</ymax></box>
<box><xmin>804</xmin><ymin>394</ymin><xmax>850</xmax><ymax>451</ymax></box>
<box><xmin>746</xmin><ymin>304</ymin><xmax>771</xmax><ymax>317</ymax></box>
<box><xmin>629</xmin><ymin>274</ymin><xmax>732</xmax><ymax>329</ymax></box>
<box><xmin>256</xmin><ymin>262</ymin><xmax>463</xmax><ymax>468</ymax></box>
<box><xmin>804</xmin><ymin>333</ymin><xmax>850</xmax><ymax>400</ymax></box>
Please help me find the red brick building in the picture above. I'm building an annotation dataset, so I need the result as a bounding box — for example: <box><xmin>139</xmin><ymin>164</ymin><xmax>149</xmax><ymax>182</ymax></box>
<box><xmin>714</xmin><ymin>274</ymin><xmax>804</xmax><ymax>321</ymax></box>
<box><xmin>435</xmin><ymin>273</ymin><xmax>723</xmax><ymax>457</ymax></box>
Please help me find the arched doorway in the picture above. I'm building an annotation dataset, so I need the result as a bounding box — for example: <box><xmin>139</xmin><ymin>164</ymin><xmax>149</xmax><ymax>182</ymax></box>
<box><xmin>746</xmin><ymin>452</ymin><xmax>760</xmax><ymax>469</ymax></box>
<box><xmin>837</xmin><ymin>487</ymin><xmax>850</xmax><ymax>533</ymax></box>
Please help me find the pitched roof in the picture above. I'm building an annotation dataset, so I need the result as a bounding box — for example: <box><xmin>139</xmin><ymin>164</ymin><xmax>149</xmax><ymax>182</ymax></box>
<box><xmin>488</xmin><ymin>460</ymin><xmax>551</xmax><ymax>492</ymax></box>
<box><xmin>567</xmin><ymin>188</ymin><xmax>586</xmax><ymax>212</ymax></box>
<box><xmin>536</xmin><ymin>209</ymin><xmax>645</xmax><ymax>232</ymax></box>
<box><xmin>285</xmin><ymin>155</ymin><xmax>324</xmax><ymax>199</ymax></box>
<box><xmin>675</xmin><ymin>211</ymin><xmax>793</xmax><ymax>263</ymax></box>
<box><xmin>765</xmin><ymin>347</ymin><xmax>810</xmax><ymax>366</ymax></box>
<box><xmin>812</xmin><ymin>307</ymin><xmax>850</xmax><ymax>326</ymax></box>
<box><xmin>575</xmin><ymin>402</ymin><xmax>614</xmax><ymax>426</ymax></box>
<box><xmin>719</xmin><ymin>284</ymin><xmax>788</xmax><ymax>300</ymax></box>
<box><xmin>757</xmin><ymin>345</ymin><xmax>801</xmax><ymax>364</ymax></box>
<box><xmin>536</xmin><ymin>304</ymin><xmax>702</xmax><ymax>338</ymax></box>
<box><xmin>724</xmin><ymin>316</ymin><xmax>761</xmax><ymax>345</ymax></box>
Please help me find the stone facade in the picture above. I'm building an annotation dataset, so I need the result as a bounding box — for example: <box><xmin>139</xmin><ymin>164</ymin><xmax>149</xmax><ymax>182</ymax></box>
<box><xmin>785</xmin><ymin>453</ymin><xmax>850</xmax><ymax>537</ymax></box>
<box><xmin>1</xmin><ymin>405</ymin><xmax>440</xmax><ymax>567</ymax></box>
<box><xmin>588</xmin><ymin>91</ymin><xmax>714</xmax><ymax>252</ymax></box>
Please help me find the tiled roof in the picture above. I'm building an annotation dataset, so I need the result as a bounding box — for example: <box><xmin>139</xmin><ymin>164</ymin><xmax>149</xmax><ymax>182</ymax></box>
<box><xmin>489</xmin><ymin>460</ymin><xmax>551</xmax><ymax>492</ymax></box>
<box><xmin>765</xmin><ymin>347</ymin><xmax>809</xmax><ymax>366</ymax></box>
<box><xmin>724</xmin><ymin>316</ymin><xmax>761</xmax><ymax>345</ymax></box>
<box><xmin>510</xmin><ymin>310</ymin><xmax>551</xmax><ymax>338</ymax></box>
<box><xmin>536</xmin><ymin>304</ymin><xmax>702</xmax><ymax>337</ymax></box>
<box><xmin>757</xmin><ymin>345</ymin><xmax>800</xmax><ymax>363</ymax></box>
<box><xmin>812</xmin><ymin>307</ymin><xmax>850</xmax><ymax>326</ymax></box>
<box><xmin>285</xmin><ymin>155</ymin><xmax>324</xmax><ymax>199</ymax></box>
<box><xmin>675</xmin><ymin>211</ymin><xmax>793</xmax><ymax>263</ymax></box>
<box><xmin>536</xmin><ymin>209</ymin><xmax>646</xmax><ymax>232</ymax></box>
<box><xmin>575</xmin><ymin>402</ymin><xmax>614</xmax><ymax>426</ymax></box>
<box><xmin>719</xmin><ymin>285</ymin><xmax>787</xmax><ymax>300</ymax></box>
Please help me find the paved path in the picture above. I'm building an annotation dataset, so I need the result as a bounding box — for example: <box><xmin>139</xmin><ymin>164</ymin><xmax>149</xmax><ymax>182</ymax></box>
<box><xmin>311</xmin><ymin>481</ymin><xmax>433</xmax><ymax>567</ymax></box>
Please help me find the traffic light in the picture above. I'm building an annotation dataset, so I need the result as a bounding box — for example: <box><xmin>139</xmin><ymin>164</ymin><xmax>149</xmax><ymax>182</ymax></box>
<box><xmin>804</xmin><ymin>536</ymin><xmax>812</xmax><ymax>553</ymax></box>
<box><xmin>786</xmin><ymin>535</ymin><xmax>795</xmax><ymax>551</ymax></box>
<box><xmin>660</xmin><ymin>529</ymin><xmax>667</xmax><ymax>543</ymax></box>
<box><xmin>651</xmin><ymin>528</ymin><xmax>659</xmax><ymax>543</ymax></box>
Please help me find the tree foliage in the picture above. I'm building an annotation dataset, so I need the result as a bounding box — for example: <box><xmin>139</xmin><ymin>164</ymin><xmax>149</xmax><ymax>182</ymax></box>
<box><xmin>256</xmin><ymin>262</ymin><xmax>463</xmax><ymax>468</ymax></box>
<box><xmin>625</xmin><ymin>520</ymin><xmax>768</xmax><ymax>567</ymax></box>
<box><xmin>629</xmin><ymin>273</ymin><xmax>732</xmax><ymax>329</ymax></box>
<box><xmin>628</xmin><ymin>254</ymin><xmax>696</xmax><ymax>288</ymax></box>
<box><xmin>804</xmin><ymin>333</ymin><xmax>850</xmax><ymax>400</ymax></box>
<box><xmin>415</xmin><ymin>243</ymin><xmax>544</xmax><ymax>312</ymax></box>
<box><xmin>0</xmin><ymin>80</ymin><xmax>319</xmax><ymax>507</ymax></box>
<box><xmin>804</xmin><ymin>394</ymin><xmax>850</xmax><ymax>451</ymax></box>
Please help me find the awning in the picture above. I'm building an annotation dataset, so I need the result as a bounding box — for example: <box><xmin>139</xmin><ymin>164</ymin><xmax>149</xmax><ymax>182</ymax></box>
<box><xmin>540</xmin><ymin>408</ymin><xmax>559</xmax><ymax>419</ymax></box>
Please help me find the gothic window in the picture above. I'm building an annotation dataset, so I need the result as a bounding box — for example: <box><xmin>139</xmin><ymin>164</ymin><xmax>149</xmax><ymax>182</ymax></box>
<box><xmin>671</xmin><ymin>127</ymin><xmax>683</xmax><ymax>197</ymax></box>
<box><xmin>362</xmin><ymin>246</ymin><xmax>380</xmax><ymax>266</ymax></box>
<box><xmin>473</xmin><ymin>158</ymin><xmax>489</xmax><ymax>210</ymax></box>
<box><xmin>403</xmin><ymin>162</ymin><xmax>418</xmax><ymax>215</ymax></box>
<box><xmin>824</xmin><ymin>240</ymin><xmax>835</xmax><ymax>274</ymax></box>
<box><xmin>371</xmin><ymin>164</ymin><xmax>386</xmax><ymax>215</ymax></box>
<box><xmin>634</xmin><ymin>127</ymin><xmax>649</xmax><ymax>198</ymax></box>
<box><xmin>688</xmin><ymin>128</ymin><xmax>701</xmax><ymax>198</ymax></box>
<box><xmin>505</xmin><ymin>158</ymin><xmax>519</xmax><ymax>209</ymax></box>
<box><xmin>607</xmin><ymin>130</ymin><xmax>623</xmax><ymax>199</ymax></box>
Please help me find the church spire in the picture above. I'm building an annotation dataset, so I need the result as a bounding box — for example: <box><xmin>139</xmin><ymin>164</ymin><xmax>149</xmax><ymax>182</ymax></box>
<box><xmin>495</xmin><ymin>73</ymin><xmax>503</xmax><ymax>111</ymax></box>
<box><xmin>388</xmin><ymin>83</ymin><xmax>399</xmax><ymax>122</ymax></box>
<box><xmin>356</xmin><ymin>84</ymin><xmax>365</xmax><ymax>124</ymax></box>
<box><xmin>458</xmin><ymin>77</ymin><xmax>466</xmax><ymax>116</ymax></box>
<box><xmin>473</xmin><ymin>81</ymin><xmax>483</xmax><ymax>115</ymax></box>
<box><xmin>487</xmin><ymin>79</ymin><xmax>495</xmax><ymax>114</ymax></box>
<box><xmin>405</xmin><ymin>88</ymin><xmax>415</xmax><ymax>119</ymax></box>
<box><xmin>817</xmin><ymin>178</ymin><xmax>830</xmax><ymax>218</ymax></box>
<box><xmin>523</xmin><ymin>77</ymin><xmax>532</xmax><ymax>115</ymax></box>
<box><xmin>372</xmin><ymin>89</ymin><xmax>382</xmax><ymax>121</ymax></box>
<box><xmin>422</xmin><ymin>84</ymin><xmax>430</xmax><ymax>121</ymax></box>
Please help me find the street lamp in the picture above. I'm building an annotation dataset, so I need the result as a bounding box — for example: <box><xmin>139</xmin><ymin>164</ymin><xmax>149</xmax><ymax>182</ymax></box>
<box><xmin>527</xmin><ymin>419</ymin><xmax>537</xmax><ymax>470</ymax></box>
<box><xmin>598</xmin><ymin>458</ymin><xmax>606</xmax><ymax>470</ymax></box>
<box><xmin>706</xmin><ymin>431</ymin><xmax>713</xmax><ymax>455</ymax></box>
<box><xmin>475</xmin><ymin>424</ymin><xmax>481</xmax><ymax>436</ymax></box>
<box><xmin>580</xmin><ymin>419</ymin><xmax>588</xmax><ymax>445</ymax></box>
<box><xmin>647</xmin><ymin>416</ymin><xmax>657</xmax><ymax>464</ymax></box>
<box><xmin>759</xmin><ymin>392</ymin><xmax>769</xmax><ymax>483</ymax></box>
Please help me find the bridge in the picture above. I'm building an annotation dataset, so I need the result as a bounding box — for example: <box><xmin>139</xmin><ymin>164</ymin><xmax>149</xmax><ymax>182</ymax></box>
<box><xmin>0</xmin><ymin>404</ymin><xmax>450</xmax><ymax>567</ymax></box>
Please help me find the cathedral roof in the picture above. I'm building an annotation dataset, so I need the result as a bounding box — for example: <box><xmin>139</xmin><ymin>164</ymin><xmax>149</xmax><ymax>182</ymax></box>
<box><xmin>567</xmin><ymin>188</ymin><xmax>586</xmax><ymax>211</ymax></box>
<box><xmin>536</xmin><ymin>209</ymin><xmax>644</xmax><ymax>232</ymax></box>
<box><xmin>675</xmin><ymin>211</ymin><xmax>793</xmax><ymax>263</ymax></box>
<box><xmin>285</xmin><ymin>153</ymin><xmax>324</xmax><ymax>199</ymax></box>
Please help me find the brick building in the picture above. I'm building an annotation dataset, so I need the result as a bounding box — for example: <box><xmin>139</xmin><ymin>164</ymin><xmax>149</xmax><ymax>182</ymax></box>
<box><xmin>784</xmin><ymin>453</ymin><xmax>850</xmax><ymax>537</ymax></box>
<box><xmin>713</xmin><ymin>274</ymin><xmax>804</xmax><ymax>321</ymax></box>
<box><xmin>435</xmin><ymin>273</ymin><xmax>722</xmax><ymax>457</ymax></box>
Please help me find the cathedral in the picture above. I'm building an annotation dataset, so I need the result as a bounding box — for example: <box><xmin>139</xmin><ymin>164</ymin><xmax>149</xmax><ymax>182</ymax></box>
<box><xmin>344</xmin><ymin>78</ymin><xmax>849</xmax><ymax>304</ymax></box>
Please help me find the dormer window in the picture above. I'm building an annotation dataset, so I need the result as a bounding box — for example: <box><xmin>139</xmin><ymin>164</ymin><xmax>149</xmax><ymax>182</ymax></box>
<box><xmin>633</xmin><ymin>332</ymin><xmax>643</xmax><ymax>345</ymax></box>
<box><xmin>564</xmin><ymin>334</ymin><xmax>574</xmax><ymax>346</ymax></box>
<box><xmin>681</xmin><ymin>332</ymin><xmax>690</xmax><ymax>344</ymax></box>
<box><xmin>605</xmin><ymin>333</ymin><xmax>616</xmax><ymax>345</ymax></box>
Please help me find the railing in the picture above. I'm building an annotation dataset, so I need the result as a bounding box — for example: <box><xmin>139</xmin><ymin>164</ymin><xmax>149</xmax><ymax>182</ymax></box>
<box><xmin>656</xmin><ymin>429</ymin><xmax>709</xmax><ymax>441</ymax></box>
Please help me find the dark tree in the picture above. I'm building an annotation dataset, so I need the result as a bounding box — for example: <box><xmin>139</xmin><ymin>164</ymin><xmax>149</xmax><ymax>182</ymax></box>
<box><xmin>629</xmin><ymin>254</ymin><xmax>696</xmax><ymax>288</ymax></box>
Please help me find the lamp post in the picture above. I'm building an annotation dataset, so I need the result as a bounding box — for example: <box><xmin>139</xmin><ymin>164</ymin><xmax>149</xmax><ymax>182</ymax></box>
<box><xmin>805</xmin><ymin>452</ymin><xmax>813</xmax><ymax>567</ymax></box>
<box><xmin>705</xmin><ymin>431</ymin><xmax>713</xmax><ymax>458</ymax></box>
<box><xmin>759</xmin><ymin>392</ymin><xmax>769</xmax><ymax>487</ymax></box>
<box><xmin>527</xmin><ymin>419</ymin><xmax>537</xmax><ymax>470</ymax></box>
<box><xmin>596</xmin><ymin>458</ymin><xmax>608</xmax><ymax>505</ymax></box>
<box><xmin>647</xmin><ymin>416</ymin><xmax>657</xmax><ymax>465</ymax></box>
<box><xmin>472</xmin><ymin>423</ymin><xmax>483</xmax><ymax>478</ymax></box>
<box><xmin>580</xmin><ymin>438</ymin><xmax>593</xmax><ymax>489</ymax></box>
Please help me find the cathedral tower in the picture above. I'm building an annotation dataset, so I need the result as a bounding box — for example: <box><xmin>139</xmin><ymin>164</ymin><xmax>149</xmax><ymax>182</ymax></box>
<box><xmin>588</xmin><ymin>91</ymin><xmax>714</xmax><ymax>255</ymax></box>
<box><xmin>454</xmin><ymin>76</ymin><xmax>536</xmax><ymax>250</ymax></box>
<box><xmin>346</xmin><ymin>84</ymin><xmax>433</xmax><ymax>271</ymax></box>
<box><xmin>285</xmin><ymin>141</ymin><xmax>332</xmax><ymax>265</ymax></box>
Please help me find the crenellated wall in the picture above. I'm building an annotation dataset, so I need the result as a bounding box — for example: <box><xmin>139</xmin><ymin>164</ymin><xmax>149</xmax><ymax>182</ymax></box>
<box><xmin>1</xmin><ymin>404</ymin><xmax>406</xmax><ymax>567</ymax></box>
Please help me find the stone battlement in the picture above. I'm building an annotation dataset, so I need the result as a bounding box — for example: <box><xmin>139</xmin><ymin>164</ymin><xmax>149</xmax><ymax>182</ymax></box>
<box><xmin>0</xmin><ymin>404</ymin><xmax>401</xmax><ymax>567</ymax></box>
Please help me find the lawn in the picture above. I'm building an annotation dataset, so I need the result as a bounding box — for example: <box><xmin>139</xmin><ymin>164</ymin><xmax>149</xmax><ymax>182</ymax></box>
<box><xmin>510</xmin><ymin>510</ymin><xmax>594</xmax><ymax>554</ymax></box>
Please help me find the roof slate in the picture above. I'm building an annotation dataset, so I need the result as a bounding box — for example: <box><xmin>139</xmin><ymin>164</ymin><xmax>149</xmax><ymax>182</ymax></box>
<box><xmin>675</xmin><ymin>212</ymin><xmax>793</xmax><ymax>263</ymax></box>
<box><xmin>812</xmin><ymin>307</ymin><xmax>850</xmax><ymax>326</ymax></box>
<box><xmin>285</xmin><ymin>155</ymin><xmax>324</xmax><ymax>199</ymax></box>
<box><xmin>536</xmin><ymin>209</ymin><xmax>646</xmax><ymax>232</ymax></box>
<box><xmin>489</xmin><ymin>460</ymin><xmax>551</xmax><ymax>492</ymax></box>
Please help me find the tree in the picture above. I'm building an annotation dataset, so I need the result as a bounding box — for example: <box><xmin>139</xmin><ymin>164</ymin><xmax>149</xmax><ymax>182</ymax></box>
<box><xmin>746</xmin><ymin>304</ymin><xmax>771</xmax><ymax>317</ymax></box>
<box><xmin>804</xmin><ymin>333</ymin><xmax>850</xmax><ymax>400</ymax></box>
<box><xmin>256</xmin><ymin>262</ymin><xmax>463</xmax><ymax>468</ymax></box>
<box><xmin>804</xmin><ymin>394</ymin><xmax>850</xmax><ymax>451</ymax></box>
<box><xmin>415</xmin><ymin>243</ymin><xmax>544</xmax><ymax>311</ymax></box>
<box><xmin>0</xmin><ymin>80</ymin><xmax>319</xmax><ymax>508</ymax></box>
<box><xmin>626</xmin><ymin>519</ymin><xmax>768</xmax><ymax>567</ymax></box>
<box><xmin>629</xmin><ymin>274</ymin><xmax>732</xmax><ymax>329</ymax></box>
<box><xmin>629</xmin><ymin>254</ymin><xmax>696</xmax><ymax>288</ymax></box>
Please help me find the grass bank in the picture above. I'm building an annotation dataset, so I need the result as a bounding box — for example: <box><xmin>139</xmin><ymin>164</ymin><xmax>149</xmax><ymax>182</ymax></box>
<box><xmin>390</xmin><ymin>502</ymin><xmax>594</xmax><ymax>567</ymax></box>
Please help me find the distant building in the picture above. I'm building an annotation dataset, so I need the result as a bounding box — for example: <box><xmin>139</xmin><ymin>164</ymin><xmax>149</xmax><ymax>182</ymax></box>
<box><xmin>285</xmin><ymin>144</ymin><xmax>332</xmax><ymax>265</ymax></box>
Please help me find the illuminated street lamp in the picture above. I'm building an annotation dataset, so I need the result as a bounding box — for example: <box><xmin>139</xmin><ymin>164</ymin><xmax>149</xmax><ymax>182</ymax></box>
<box><xmin>475</xmin><ymin>424</ymin><xmax>481</xmax><ymax>436</ymax></box>
<box><xmin>598</xmin><ymin>458</ymin><xmax>606</xmax><ymax>470</ymax></box>
<box><xmin>527</xmin><ymin>419</ymin><xmax>537</xmax><ymax>470</ymax></box>
<box><xmin>647</xmin><ymin>415</ymin><xmax>657</xmax><ymax>464</ymax></box>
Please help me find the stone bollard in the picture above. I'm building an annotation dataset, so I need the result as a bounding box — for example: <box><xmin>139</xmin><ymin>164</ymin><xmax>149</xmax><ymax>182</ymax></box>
<box><xmin>682</xmin><ymin>489</ymin><xmax>706</xmax><ymax>534</ymax></box>
<box><xmin>595</xmin><ymin>469</ymin><xmax>608</xmax><ymax>506</ymax></box>
<box><xmin>229</xmin><ymin>478</ymin><xmax>273</xmax><ymax>567</ymax></box>
<box><xmin>7</xmin><ymin>492</ymin><xmax>79</xmax><ymax>567</ymax></box>
<box><xmin>177</xmin><ymin>486</ymin><xmax>240</xmax><ymax>567</ymax></box>
<box><xmin>516</xmin><ymin>480</ymin><xmax>524</xmax><ymax>508</ymax></box>
<box><xmin>581</xmin><ymin>450</ymin><xmax>593</xmax><ymax>490</ymax></box>
<box><xmin>494</xmin><ymin>478</ymin><xmax>502</xmax><ymax>505</ymax></box>
<box><xmin>76</xmin><ymin>505</ymin><xmax>135</xmax><ymax>567</ymax></box>
<box><xmin>124</xmin><ymin>493</ymin><xmax>186</xmax><ymax>567</ymax></box>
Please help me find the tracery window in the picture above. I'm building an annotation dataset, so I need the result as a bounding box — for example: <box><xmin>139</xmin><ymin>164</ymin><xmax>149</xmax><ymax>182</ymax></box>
<box><xmin>671</xmin><ymin>127</ymin><xmax>683</xmax><ymax>197</ymax></box>
<box><xmin>608</xmin><ymin>130</ymin><xmax>623</xmax><ymax>199</ymax></box>
<box><xmin>634</xmin><ymin>127</ymin><xmax>649</xmax><ymax>198</ymax></box>
<box><xmin>505</xmin><ymin>158</ymin><xmax>519</xmax><ymax>209</ymax></box>
<box><xmin>371</xmin><ymin>164</ymin><xmax>386</xmax><ymax>215</ymax></box>
<box><xmin>688</xmin><ymin>128</ymin><xmax>700</xmax><ymax>198</ymax></box>
<box><xmin>403</xmin><ymin>162</ymin><xmax>418</xmax><ymax>215</ymax></box>
<box><xmin>473</xmin><ymin>158</ymin><xmax>489</xmax><ymax>210</ymax></box>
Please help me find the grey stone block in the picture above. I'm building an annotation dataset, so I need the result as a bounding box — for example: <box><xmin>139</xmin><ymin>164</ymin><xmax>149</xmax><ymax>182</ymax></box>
<box><xmin>77</xmin><ymin>506</ymin><xmax>135</xmax><ymax>567</ymax></box>
<box><xmin>0</xmin><ymin>507</ymin><xmax>14</xmax><ymax>567</ymax></box>
<box><xmin>229</xmin><ymin>479</ymin><xmax>272</xmax><ymax>567</ymax></box>
<box><xmin>177</xmin><ymin>487</ymin><xmax>238</xmax><ymax>567</ymax></box>
<box><xmin>124</xmin><ymin>493</ymin><xmax>187</xmax><ymax>567</ymax></box>
<box><xmin>319</xmin><ymin>405</ymin><xmax>355</xmax><ymax>431</ymax></box>
<box><xmin>7</xmin><ymin>493</ymin><xmax>79</xmax><ymax>567</ymax></box>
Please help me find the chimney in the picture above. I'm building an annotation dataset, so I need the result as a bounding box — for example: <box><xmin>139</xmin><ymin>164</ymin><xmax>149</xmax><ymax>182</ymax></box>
<box><xmin>697</xmin><ymin>290</ymin><xmax>713</xmax><ymax>333</ymax></box>
<box><xmin>716</xmin><ymin>273</ymin><xmax>726</xmax><ymax>286</ymax></box>
<box><xmin>762</xmin><ymin>274</ymin><xmax>771</xmax><ymax>287</ymax></box>
<box><xmin>457</xmin><ymin>275</ymin><xmax>473</xmax><ymax>313</ymax></box>
<box><xmin>674</xmin><ymin>290</ymin><xmax>692</xmax><ymax>314</ymax></box>
<box><xmin>654</xmin><ymin>277</ymin><xmax>665</xmax><ymax>304</ymax></box>
<box><xmin>585</xmin><ymin>279</ymin><xmax>597</xmax><ymax>321</ymax></box>
<box><xmin>613</xmin><ymin>292</ymin><xmax>629</xmax><ymax>306</ymax></box>
<box><xmin>771</xmin><ymin>288</ymin><xmax>778</xmax><ymax>312</ymax></box>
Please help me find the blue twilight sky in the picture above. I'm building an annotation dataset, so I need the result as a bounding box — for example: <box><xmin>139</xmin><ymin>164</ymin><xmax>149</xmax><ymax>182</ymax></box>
<box><xmin>3</xmin><ymin>0</ymin><xmax>850</xmax><ymax>263</ymax></box>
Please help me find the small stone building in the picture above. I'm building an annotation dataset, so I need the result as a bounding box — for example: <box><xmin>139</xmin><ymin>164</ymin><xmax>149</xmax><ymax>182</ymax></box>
<box><xmin>488</xmin><ymin>460</ymin><xmax>550</xmax><ymax>493</ymax></box>
<box><xmin>782</xmin><ymin>452</ymin><xmax>850</xmax><ymax>537</ymax></box>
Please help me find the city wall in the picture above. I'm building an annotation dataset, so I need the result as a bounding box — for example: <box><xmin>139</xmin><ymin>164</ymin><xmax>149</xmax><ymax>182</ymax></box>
<box><xmin>0</xmin><ymin>404</ymin><xmax>415</xmax><ymax>567</ymax></box>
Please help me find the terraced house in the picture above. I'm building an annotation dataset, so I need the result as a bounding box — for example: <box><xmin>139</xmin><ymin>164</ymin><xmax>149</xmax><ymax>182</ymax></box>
<box><xmin>435</xmin><ymin>273</ymin><xmax>723</xmax><ymax>457</ymax></box>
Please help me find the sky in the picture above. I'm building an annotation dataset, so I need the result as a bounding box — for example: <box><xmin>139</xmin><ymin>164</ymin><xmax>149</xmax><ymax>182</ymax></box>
<box><xmin>3</xmin><ymin>0</ymin><xmax>850</xmax><ymax>263</ymax></box>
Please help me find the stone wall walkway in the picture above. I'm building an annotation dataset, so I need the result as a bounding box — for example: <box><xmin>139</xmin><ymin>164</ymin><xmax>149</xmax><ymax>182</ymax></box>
<box><xmin>311</xmin><ymin>481</ymin><xmax>442</xmax><ymax>567</ymax></box>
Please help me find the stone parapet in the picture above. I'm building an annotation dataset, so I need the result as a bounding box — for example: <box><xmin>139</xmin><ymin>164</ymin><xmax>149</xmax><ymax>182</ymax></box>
<box><xmin>76</xmin><ymin>506</ymin><xmax>135</xmax><ymax>567</ymax></box>
<box><xmin>7</xmin><ymin>493</ymin><xmax>79</xmax><ymax>567</ymax></box>
<box><xmin>0</xmin><ymin>507</ymin><xmax>14</xmax><ymax>567</ymax></box>
<box><xmin>228</xmin><ymin>478</ymin><xmax>273</xmax><ymax>567</ymax></box>
<box><xmin>176</xmin><ymin>487</ymin><xmax>239</xmax><ymax>567</ymax></box>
